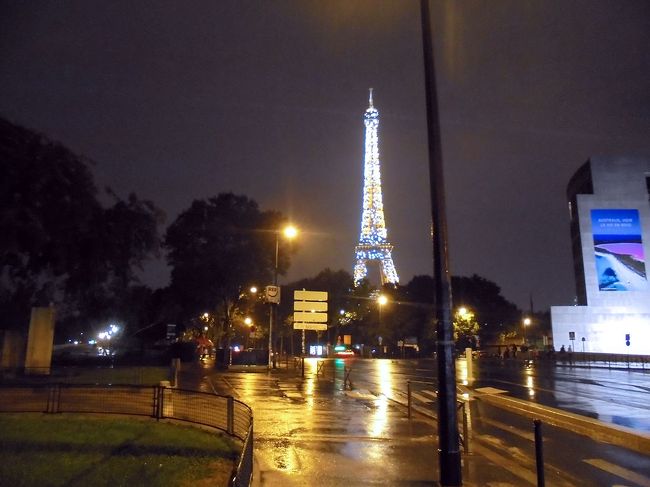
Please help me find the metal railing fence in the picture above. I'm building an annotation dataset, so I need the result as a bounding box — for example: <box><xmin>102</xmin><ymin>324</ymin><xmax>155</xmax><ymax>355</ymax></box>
<box><xmin>0</xmin><ymin>384</ymin><xmax>254</xmax><ymax>485</ymax></box>
<box><xmin>231</xmin><ymin>422</ymin><xmax>254</xmax><ymax>487</ymax></box>
<box><xmin>475</xmin><ymin>350</ymin><xmax>650</xmax><ymax>371</ymax></box>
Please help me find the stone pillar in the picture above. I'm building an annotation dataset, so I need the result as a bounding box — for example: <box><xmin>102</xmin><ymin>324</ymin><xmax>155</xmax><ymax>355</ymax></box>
<box><xmin>25</xmin><ymin>306</ymin><xmax>55</xmax><ymax>375</ymax></box>
<box><xmin>1</xmin><ymin>330</ymin><xmax>26</xmax><ymax>370</ymax></box>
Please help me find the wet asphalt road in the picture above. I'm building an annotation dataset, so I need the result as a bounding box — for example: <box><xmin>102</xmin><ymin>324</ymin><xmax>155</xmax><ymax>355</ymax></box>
<box><xmin>182</xmin><ymin>357</ymin><xmax>650</xmax><ymax>486</ymax></box>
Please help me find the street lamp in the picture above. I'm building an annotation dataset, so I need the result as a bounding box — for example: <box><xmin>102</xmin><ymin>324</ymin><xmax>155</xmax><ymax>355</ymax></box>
<box><xmin>523</xmin><ymin>317</ymin><xmax>531</xmax><ymax>344</ymax></box>
<box><xmin>244</xmin><ymin>317</ymin><xmax>253</xmax><ymax>349</ymax></box>
<box><xmin>268</xmin><ymin>224</ymin><xmax>298</xmax><ymax>369</ymax></box>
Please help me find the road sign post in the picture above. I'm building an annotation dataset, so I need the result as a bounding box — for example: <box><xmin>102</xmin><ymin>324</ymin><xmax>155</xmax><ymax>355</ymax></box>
<box><xmin>293</xmin><ymin>290</ymin><xmax>328</xmax><ymax>355</ymax></box>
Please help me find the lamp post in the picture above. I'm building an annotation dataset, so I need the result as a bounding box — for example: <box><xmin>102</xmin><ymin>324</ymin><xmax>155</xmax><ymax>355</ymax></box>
<box><xmin>420</xmin><ymin>0</ymin><xmax>461</xmax><ymax>484</ymax></box>
<box><xmin>268</xmin><ymin>225</ymin><xmax>298</xmax><ymax>369</ymax></box>
<box><xmin>523</xmin><ymin>317</ymin><xmax>531</xmax><ymax>345</ymax></box>
<box><xmin>377</xmin><ymin>294</ymin><xmax>387</xmax><ymax>355</ymax></box>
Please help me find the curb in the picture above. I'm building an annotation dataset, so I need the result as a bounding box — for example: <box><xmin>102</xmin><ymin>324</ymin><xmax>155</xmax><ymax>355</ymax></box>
<box><xmin>477</xmin><ymin>392</ymin><xmax>650</xmax><ymax>455</ymax></box>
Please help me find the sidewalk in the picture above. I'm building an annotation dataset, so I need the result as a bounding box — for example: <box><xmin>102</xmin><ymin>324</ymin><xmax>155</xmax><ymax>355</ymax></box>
<box><xmin>177</xmin><ymin>360</ymin><xmax>548</xmax><ymax>486</ymax></box>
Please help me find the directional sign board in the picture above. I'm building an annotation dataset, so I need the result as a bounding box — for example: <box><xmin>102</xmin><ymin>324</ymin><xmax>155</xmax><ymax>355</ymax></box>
<box><xmin>294</xmin><ymin>311</ymin><xmax>328</xmax><ymax>323</ymax></box>
<box><xmin>294</xmin><ymin>290</ymin><xmax>327</xmax><ymax>302</ymax></box>
<box><xmin>294</xmin><ymin>301</ymin><xmax>327</xmax><ymax>312</ymax></box>
<box><xmin>293</xmin><ymin>290</ymin><xmax>328</xmax><ymax>331</ymax></box>
<box><xmin>297</xmin><ymin>323</ymin><xmax>329</xmax><ymax>331</ymax></box>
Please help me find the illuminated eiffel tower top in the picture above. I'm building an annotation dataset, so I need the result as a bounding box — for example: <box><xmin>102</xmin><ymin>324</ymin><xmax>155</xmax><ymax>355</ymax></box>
<box><xmin>353</xmin><ymin>89</ymin><xmax>399</xmax><ymax>286</ymax></box>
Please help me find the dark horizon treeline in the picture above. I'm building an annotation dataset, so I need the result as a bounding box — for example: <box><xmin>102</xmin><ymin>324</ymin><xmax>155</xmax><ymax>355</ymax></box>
<box><xmin>0</xmin><ymin>117</ymin><xmax>540</xmax><ymax>350</ymax></box>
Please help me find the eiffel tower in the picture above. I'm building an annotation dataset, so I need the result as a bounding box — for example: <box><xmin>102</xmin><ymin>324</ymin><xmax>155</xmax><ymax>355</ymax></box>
<box><xmin>353</xmin><ymin>89</ymin><xmax>399</xmax><ymax>287</ymax></box>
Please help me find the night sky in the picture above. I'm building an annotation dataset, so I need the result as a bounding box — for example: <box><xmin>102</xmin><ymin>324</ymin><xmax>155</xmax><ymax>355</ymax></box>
<box><xmin>1</xmin><ymin>1</ymin><xmax>649</xmax><ymax>311</ymax></box>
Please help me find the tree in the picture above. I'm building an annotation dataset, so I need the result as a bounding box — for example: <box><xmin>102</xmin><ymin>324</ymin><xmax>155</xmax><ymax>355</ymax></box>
<box><xmin>453</xmin><ymin>307</ymin><xmax>479</xmax><ymax>349</ymax></box>
<box><xmin>380</xmin><ymin>274</ymin><xmax>521</xmax><ymax>353</ymax></box>
<box><xmin>164</xmin><ymin>193</ymin><xmax>294</xmax><ymax>340</ymax></box>
<box><xmin>0</xmin><ymin>117</ymin><xmax>161</xmax><ymax>339</ymax></box>
<box><xmin>451</xmin><ymin>274</ymin><xmax>521</xmax><ymax>345</ymax></box>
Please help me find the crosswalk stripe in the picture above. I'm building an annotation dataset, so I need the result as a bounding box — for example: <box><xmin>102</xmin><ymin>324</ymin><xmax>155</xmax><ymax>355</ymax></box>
<box><xmin>480</xmin><ymin>417</ymin><xmax>534</xmax><ymax>441</ymax></box>
<box><xmin>411</xmin><ymin>392</ymin><xmax>434</xmax><ymax>403</ymax></box>
<box><xmin>584</xmin><ymin>458</ymin><xmax>650</xmax><ymax>487</ymax></box>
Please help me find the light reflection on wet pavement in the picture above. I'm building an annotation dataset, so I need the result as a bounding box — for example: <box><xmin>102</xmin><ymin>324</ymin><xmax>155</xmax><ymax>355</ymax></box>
<box><xmin>181</xmin><ymin>357</ymin><xmax>650</xmax><ymax>485</ymax></box>
<box><xmin>207</xmin><ymin>361</ymin><xmax>441</xmax><ymax>486</ymax></box>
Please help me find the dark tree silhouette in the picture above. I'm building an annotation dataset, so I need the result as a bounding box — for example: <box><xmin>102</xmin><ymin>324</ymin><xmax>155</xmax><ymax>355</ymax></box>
<box><xmin>164</xmin><ymin>193</ymin><xmax>295</xmax><ymax>341</ymax></box>
<box><xmin>0</xmin><ymin>117</ymin><xmax>162</xmax><ymax>338</ymax></box>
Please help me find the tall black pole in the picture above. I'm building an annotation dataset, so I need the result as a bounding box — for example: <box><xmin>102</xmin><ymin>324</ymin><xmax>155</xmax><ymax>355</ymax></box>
<box><xmin>420</xmin><ymin>1</ymin><xmax>462</xmax><ymax>485</ymax></box>
<box><xmin>268</xmin><ymin>233</ymin><xmax>279</xmax><ymax>369</ymax></box>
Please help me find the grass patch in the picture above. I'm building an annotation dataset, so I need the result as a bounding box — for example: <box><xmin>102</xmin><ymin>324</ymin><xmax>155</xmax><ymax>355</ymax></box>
<box><xmin>0</xmin><ymin>413</ymin><xmax>239</xmax><ymax>487</ymax></box>
<box><xmin>61</xmin><ymin>366</ymin><xmax>170</xmax><ymax>385</ymax></box>
<box><xmin>1</xmin><ymin>366</ymin><xmax>171</xmax><ymax>386</ymax></box>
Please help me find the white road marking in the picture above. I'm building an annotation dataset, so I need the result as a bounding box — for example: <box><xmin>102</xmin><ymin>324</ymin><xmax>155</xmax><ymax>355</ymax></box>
<box><xmin>480</xmin><ymin>417</ymin><xmax>534</xmax><ymax>441</ymax></box>
<box><xmin>584</xmin><ymin>458</ymin><xmax>650</xmax><ymax>487</ymax></box>
<box><xmin>475</xmin><ymin>386</ymin><xmax>508</xmax><ymax>394</ymax></box>
<box><xmin>411</xmin><ymin>392</ymin><xmax>435</xmax><ymax>403</ymax></box>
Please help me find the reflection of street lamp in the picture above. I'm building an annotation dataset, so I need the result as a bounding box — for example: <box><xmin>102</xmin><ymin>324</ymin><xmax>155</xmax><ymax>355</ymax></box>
<box><xmin>268</xmin><ymin>225</ymin><xmax>298</xmax><ymax>368</ymax></box>
<box><xmin>523</xmin><ymin>317</ymin><xmax>531</xmax><ymax>344</ymax></box>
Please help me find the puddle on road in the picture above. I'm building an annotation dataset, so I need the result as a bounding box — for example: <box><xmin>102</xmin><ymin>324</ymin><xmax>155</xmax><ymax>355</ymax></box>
<box><xmin>270</xmin><ymin>437</ymin><xmax>300</xmax><ymax>471</ymax></box>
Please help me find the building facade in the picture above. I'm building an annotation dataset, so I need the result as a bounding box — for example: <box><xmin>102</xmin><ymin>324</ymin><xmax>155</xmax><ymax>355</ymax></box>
<box><xmin>551</xmin><ymin>155</ymin><xmax>650</xmax><ymax>354</ymax></box>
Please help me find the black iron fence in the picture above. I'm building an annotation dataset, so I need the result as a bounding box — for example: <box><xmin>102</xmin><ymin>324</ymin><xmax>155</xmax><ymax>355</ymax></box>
<box><xmin>475</xmin><ymin>348</ymin><xmax>650</xmax><ymax>371</ymax></box>
<box><xmin>0</xmin><ymin>384</ymin><xmax>254</xmax><ymax>486</ymax></box>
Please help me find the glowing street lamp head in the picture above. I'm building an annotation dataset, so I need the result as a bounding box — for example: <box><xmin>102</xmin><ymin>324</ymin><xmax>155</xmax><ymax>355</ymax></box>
<box><xmin>244</xmin><ymin>317</ymin><xmax>253</xmax><ymax>326</ymax></box>
<box><xmin>283</xmin><ymin>225</ymin><xmax>298</xmax><ymax>239</ymax></box>
<box><xmin>377</xmin><ymin>295</ymin><xmax>388</xmax><ymax>306</ymax></box>
<box><xmin>458</xmin><ymin>307</ymin><xmax>468</xmax><ymax>317</ymax></box>
<box><xmin>250</xmin><ymin>286</ymin><xmax>258</xmax><ymax>294</ymax></box>
<box><xmin>523</xmin><ymin>317</ymin><xmax>532</xmax><ymax>326</ymax></box>
<box><xmin>202</xmin><ymin>312</ymin><xmax>209</xmax><ymax>320</ymax></box>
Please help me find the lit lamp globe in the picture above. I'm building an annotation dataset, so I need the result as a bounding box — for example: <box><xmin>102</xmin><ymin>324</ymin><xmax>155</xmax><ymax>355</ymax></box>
<box><xmin>283</xmin><ymin>225</ymin><xmax>298</xmax><ymax>239</ymax></box>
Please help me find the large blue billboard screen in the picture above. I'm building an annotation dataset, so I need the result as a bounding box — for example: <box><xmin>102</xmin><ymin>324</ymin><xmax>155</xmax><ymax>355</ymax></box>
<box><xmin>591</xmin><ymin>209</ymin><xmax>646</xmax><ymax>291</ymax></box>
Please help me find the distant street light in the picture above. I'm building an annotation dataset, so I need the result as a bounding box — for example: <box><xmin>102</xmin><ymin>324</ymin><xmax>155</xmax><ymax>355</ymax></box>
<box><xmin>268</xmin><ymin>225</ymin><xmax>298</xmax><ymax>369</ymax></box>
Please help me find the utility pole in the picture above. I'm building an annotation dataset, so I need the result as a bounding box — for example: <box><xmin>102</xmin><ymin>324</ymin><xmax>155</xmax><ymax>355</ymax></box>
<box><xmin>420</xmin><ymin>1</ymin><xmax>462</xmax><ymax>485</ymax></box>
